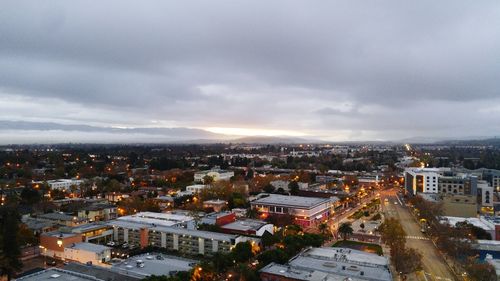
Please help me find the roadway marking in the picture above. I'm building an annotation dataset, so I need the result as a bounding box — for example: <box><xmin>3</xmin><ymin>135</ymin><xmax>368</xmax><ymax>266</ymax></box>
<box><xmin>406</xmin><ymin>235</ymin><xmax>429</xmax><ymax>240</ymax></box>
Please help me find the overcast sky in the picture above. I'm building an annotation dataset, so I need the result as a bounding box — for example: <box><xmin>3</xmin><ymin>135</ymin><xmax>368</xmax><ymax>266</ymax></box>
<box><xmin>1</xmin><ymin>1</ymin><xmax>500</xmax><ymax>142</ymax></box>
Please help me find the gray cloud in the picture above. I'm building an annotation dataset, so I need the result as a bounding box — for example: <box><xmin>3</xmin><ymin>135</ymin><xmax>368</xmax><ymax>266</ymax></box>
<box><xmin>0</xmin><ymin>0</ymin><xmax>499</xmax><ymax>142</ymax></box>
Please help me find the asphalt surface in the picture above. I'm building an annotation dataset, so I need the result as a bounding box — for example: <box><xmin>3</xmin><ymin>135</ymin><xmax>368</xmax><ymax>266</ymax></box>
<box><xmin>380</xmin><ymin>189</ymin><xmax>456</xmax><ymax>281</ymax></box>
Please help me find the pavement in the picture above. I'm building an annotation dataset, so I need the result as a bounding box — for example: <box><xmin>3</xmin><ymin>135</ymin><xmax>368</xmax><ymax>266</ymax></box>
<box><xmin>380</xmin><ymin>189</ymin><xmax>457</xmax><ymax>281</ymax></box>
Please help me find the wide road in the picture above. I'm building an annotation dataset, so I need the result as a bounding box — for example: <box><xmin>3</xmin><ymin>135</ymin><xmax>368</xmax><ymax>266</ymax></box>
<box><xmin>380</xmin><ymin>189</ymin><xmax>456</xmax><ymax>281</ymax></box>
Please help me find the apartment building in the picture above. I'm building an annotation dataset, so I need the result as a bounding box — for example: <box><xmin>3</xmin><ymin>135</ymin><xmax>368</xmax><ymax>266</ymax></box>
<box><xmin>194</xmin><ymin>169</ymin><xmax>234</xmax><ymax>183</ymax></box>
<box><xmin>439</xmin><ymin>175</ymin><xmax>478</xmax><ymax>196</ymax></box>
<box><xmin>404</xmin><ymin>168</ymin><xmax>449</xmax><ymax>195</ymax></box>
<box><xmin>108</xmin><ymin>220</ymin><xmax>242</xmax><ymax>256</ymax></box>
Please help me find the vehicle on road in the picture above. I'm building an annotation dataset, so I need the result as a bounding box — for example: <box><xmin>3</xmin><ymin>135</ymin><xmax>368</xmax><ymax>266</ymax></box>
<box><xmin>107</xmin><ymin>241</ymin><xmax>116</xmax><ymax>247</ymax></box>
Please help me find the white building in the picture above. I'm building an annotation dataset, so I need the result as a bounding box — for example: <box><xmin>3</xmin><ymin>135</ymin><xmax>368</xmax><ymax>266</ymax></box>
<box><xmin>185</xmin><ymin>184</ymin><xmax>208</xmax><ymax>194</ymax></box>
<box><xmin>404</xmin><ymin>167</ymin><xmax>450</xmax><ymax>195</ymax></box>
<box><xmin>34</xmin><ymin>179</ymin><xmax>84</xmax><ymax>190</ymax></box>
<box><xmin>194</xmin><ymin>169</ymin><xmax>234</xmax><ymax>183</ymax></box>
<box><xmin>64</xmin><ymin>242</ymin><xmax>111</xmax><ymax>265</ymax></box>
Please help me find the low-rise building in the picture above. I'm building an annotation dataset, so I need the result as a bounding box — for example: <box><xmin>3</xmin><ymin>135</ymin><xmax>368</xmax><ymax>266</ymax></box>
<box><xmin>33</xmin><ymin>179</ymin><xmax>84</xmax><ymax>190</ymax></box>
<box><xmin>78</xmin><ymin>203</ymin><xmax>117</xmax><ymax>222</ymax></box>
<box><xmin>40</xmin><ymin>232</ymin><xmax>83</xmax><ymax>259</ymax></box>
<box><xmin>68</xmin><ymin>223</ymin><xmax>114</xmax><ymax>244</ymax></box>
<box><xmin>442</xmin><ymin>194</ymin><xmax>478</xmax><ymax>217</ymax></box>
<box><xmin>203</xmin><ymin>199</ymin><xmax>228</xmax><ymax>212</ymax></box>
<box><xmin>185</xmin><ymin>184</ymin><xmax>208</xmax><ymax>194</ymax></box>
<box><xmin>221</xmin><ymin>219</ymin><xmax>274</xmax><ymax>236</ymax></box>
<box><xmin>194</xmin><ymin>169</ymin><xmax>234</xmax><ymax>183</ymax></box>
<box><xmin>200</xmin><ymin>212</ymin><xmax>236</xmax><ymax>226</ymax></box>
<box><xmin>38</xmin><ymin>212</ymin><xmax>88</xmax><ymax>227</ymax></box>
<box><xmin>110</xmin><ymin>253</ymin><xmax>197</xmax><ymax>278</ymax></box>
<box><xmin>250</xmin><ymin>194</ymin><xmax>337</xmax><ymax>227</ymax></box>
<box><xmin>259</xmin><ymin>247</ymin><xmax>392</xmax><ymax>281</ymax></box>
<box><xmin>64</xmin><ymin>242</ymin><xmax>111</xmax><ymax>265</ymax></box>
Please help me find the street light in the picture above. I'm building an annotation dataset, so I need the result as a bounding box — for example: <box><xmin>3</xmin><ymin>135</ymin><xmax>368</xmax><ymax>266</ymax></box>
<box><xmin>57</xmin><ymin>233</ymin><xmax>64</xmax><ymax>247</ymax></box>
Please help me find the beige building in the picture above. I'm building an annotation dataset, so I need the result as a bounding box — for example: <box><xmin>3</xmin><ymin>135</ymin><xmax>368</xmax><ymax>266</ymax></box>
<box><xmin>442</xmin><ymin>194</ymin><xmax>478</xmax><ymax>217</ymax></box>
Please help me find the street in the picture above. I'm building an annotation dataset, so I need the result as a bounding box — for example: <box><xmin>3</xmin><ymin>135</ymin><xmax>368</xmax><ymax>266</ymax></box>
<box><xmin>380</xmin><ymin>189</ymin><xmax>456</xmax><ymax>281</ymax></box>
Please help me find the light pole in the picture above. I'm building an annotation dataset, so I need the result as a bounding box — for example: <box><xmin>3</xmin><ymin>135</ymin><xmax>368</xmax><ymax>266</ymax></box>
<box><xmin>39</xmin><ymin>245</ymin><xmax>46</xmax><ymax>268</ymax></box>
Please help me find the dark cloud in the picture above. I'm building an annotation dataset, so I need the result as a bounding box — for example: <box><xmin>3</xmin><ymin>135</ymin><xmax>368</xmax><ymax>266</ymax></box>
<box><xmin>0</xmin><ymin>0</ymin><xmax>499</xmax><ymax>141</ymax></box>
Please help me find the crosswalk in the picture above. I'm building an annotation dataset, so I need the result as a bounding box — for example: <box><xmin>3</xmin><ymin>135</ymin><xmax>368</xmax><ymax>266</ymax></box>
<box><xmin>406</xmin><ymin>235</ymin><xmax>429</xmax><ymax>240</ymax></box>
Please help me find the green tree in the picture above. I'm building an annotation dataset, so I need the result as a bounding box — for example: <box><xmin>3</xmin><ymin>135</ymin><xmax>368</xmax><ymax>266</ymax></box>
<box><xmin>231</xmin><ymin>241</ymin><xmax>254</xmax><ymax>263</ymax></box>
<box><xmin>288</xmin><ymin>181</ymin><xmax>299</xmax><ymax>195</ymax></box>
<box><xmin>379</xmin><ymin>218</ymin><xmax>406</xmax><ymax>249</ymax></box>
<box><xmin>257</xmin><ymin>249</ymin><xmax>289</xmax><ymax>266</ymax></box>
<box><xmin>392</xmin><ymin>245</ymin><xmax>422</xmax><ymax>274</ymax></box>
<box><xmin>0</xmin><ymin>206</ymin><xmax>22</xmax><ymax>280</ymax></box>
<box><xmin>318</xmin><ymin>222</ymin><xmax>329</xmax><ymax>237</ymax></box>
<box><xmin>338</xmin><ymin>222</ymin><xmax>353</xmax><ymax>240</ymax></box>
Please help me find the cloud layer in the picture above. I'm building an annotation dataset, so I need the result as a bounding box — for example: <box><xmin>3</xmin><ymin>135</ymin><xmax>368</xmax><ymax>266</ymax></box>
<box><xmin>1</xmin><ymin>1</ymin><xmax>500</xmax><ymax>142</ymax></box>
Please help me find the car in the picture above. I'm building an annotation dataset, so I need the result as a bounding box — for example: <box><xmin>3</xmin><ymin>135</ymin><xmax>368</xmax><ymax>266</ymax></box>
<box><xmin>394</xmin><ymin>201</ymin><xmax>398</xmax><ymax>205</ymax></box>
<box><xmin>107</xmin><ymin>241</ymin><xmax>116</xmax><ymax>247</ymax></box>
<box><xmin>122</xmin><ymin>243</ymin><xmax>129</xmax><ymax>249</ymax></box>
<box><xmin>46</xmin><ymin>260</ymin><xmax>57</xmax><ymax>266</ymax></box>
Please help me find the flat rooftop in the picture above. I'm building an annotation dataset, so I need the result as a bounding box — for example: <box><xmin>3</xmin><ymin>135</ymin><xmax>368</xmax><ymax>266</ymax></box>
<box><xmin>251</xmin><ymin>194</ymin><xmax>332</xmax><ymax>209</ymax></box>
<box><xmin>110</xmin><ymin>253</ymin><xmax>197</xmax><ymax>278</ymax></box>
<box><xmin>68</xmin><ymin>242</ymin><xmax>111</xmax><ymax>253</ymax></box>
<box><xmin>221</xmin><ymin>219</ymin><xmax>270</xmax><ymax>232</ymax></box>
<box><xmin>115</xmin><ymin>211</ymin><xmax>194</xmax><ymax>227</ymax></box>
<box><xmin>261</xmin><ymin>247</ymin><xmax>391</xmax><ymax>281</ymax></box>
<box><xmin>15</xmin><ymin>268</ymin><xmax>102</xmax><ymax>281</ymax></box>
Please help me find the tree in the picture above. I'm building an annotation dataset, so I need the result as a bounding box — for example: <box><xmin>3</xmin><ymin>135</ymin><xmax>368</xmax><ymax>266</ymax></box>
<box><xmin>288</xmin><ymin>181</ymin><xmax>300</xmax><ymax>195</ymax></box>
<box><xmin>318</xmin><ymin>222</ymin><xmax>329</xmax><ymax>237</ymax></box>
<box><xmin>202</xmin><ymin>175</ymin><xmax>214</xmax><ymax>185</ymax></box>
<box><xmin>231</xmin><ymin>242</ymin><xmax>254</xmax><ymax>263</ymax></box>
<box><xmin>379</xmin><ymin>218</ymin><xmax>406</xmax><ymax>249</ymax></box>
<box><xmin>20</xmin><ymin>187</ymin><xmax>41</xmax><ymax>205</ymax></box>
<box><xmin>0</xmin><ymin>206</ymin><xmax>22</xmax><ymax>280</ymax></box>
<box><xmin>261</xmin><ymin>231</ymin><xmax>279</xmax><ymax>249</ymax></box>
<box><xmin>263</xmin><ymin>184</ymin><xmax>275</xmax><ymax>194</ymax></box>
<box><xmin>392</xmin><ymin>246</ymin><xmax>422</xmax><ymax>274</ymax></box>
<box><xmin>338</xmin><ymin>222</ymin><xmax>353</xmax><ymax>240</ymax></box>
<box><xmin>359</xmin><ymin>223</ymin><xmax>365</xmax><ymax>231</ymax></box>
<box><xmin>257</xmin><ymin>249</ymin><xmax>289</xmax><ymax>266</ymax></box>
<box><xmin>465</xmin><ymin>262</ymin><xmax>497</xmax><ymax>281</ymax></box>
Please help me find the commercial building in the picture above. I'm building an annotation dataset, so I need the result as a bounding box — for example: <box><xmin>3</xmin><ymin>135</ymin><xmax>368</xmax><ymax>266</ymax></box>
<box><xmin>221</xmin><ymin>219</ymin><xmax>274</xmax><ymax>236</ymax></box>
<box><xmin>442</xmin><ymin>194</ymin><xmax>478</xmax><ymax>217</ymax></box>
<box><xmin>64</xmin><ymin>242</ymin><xmax>111</xmax><ymax>265</ymax></box>
<box><xmin>16</xmin><ymin>268</ymin><xmax>105</xmax><ymax>281</ymax></box>
<box><xmin>259</xmin><ymin>247</ymin><xmax>392</xmax><ymax>281</ymax></box>
<box><xmin>39</xmin><ymin>232</ymin><xmax>83</xmax><ymax>259</ymax></box>
<box><xmin>194</xmin><ymin>169</ymin><xmax>234</xmax><ymax>183</ymax></box>
<box><xmin>110</xmin><ymin>253</ymin><xmax>197</xmax><ymax>279</ymax></box>
<box><xmin>439</xmin><ymin>175</ymin><xmax>477</xmax><ymax>196</ymax></box>
<box><xmin>200</xmin><ymin>212</ymin><xmax>236</xmax><ymax>226</ymax></box>
<box><xmin>68</xmin><ymin>223</ymin><xmax>114</xmax><ymax>244</ymax></box>
<box><xmin>250</xmin><ymin>194</ymin><xmax>337</xmax><ymax>227</ymax></box>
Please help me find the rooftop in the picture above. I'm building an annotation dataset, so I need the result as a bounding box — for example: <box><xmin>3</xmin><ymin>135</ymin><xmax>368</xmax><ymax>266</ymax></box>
<box><xmin>251</xmin><ymin>194</ymin><xmax>333</xmax><ymax>209</ymax></box>
<box><xmin>260</xmin><ymin>247</ymin><xmax>391</xmax><ymax>281</ymax></box>
<box><xmin>151</xmin><ymin>225</ymin><xmax>238</xmax><ymax>242</ymax></box>
<box><xmin>15</xmin><ymin>268</ymin><xmax>102</xmax><ymax>281</ymax></box>
<box><xmin>110</xmin><ymin>253</ymin><xmax>197</xmax><ymax>278</ymax></box>
<box><xmin>38</xmin><ymin>212</ymin><xmax>87</xmax><ymax>222</ymax></box>
<box><xmin>67</xmin><ymin>242</ymin><xmax>111</xmax><ymax>253</ymax></box>
<box><xmin>221</xmin><ymin>219</ymin><xmax>270</xmax><ymax>232</ymax></box>
<box><xmin>63</xmin><ymin>263</ymin><xmax>139</xmax><ymax>281</ymax></box>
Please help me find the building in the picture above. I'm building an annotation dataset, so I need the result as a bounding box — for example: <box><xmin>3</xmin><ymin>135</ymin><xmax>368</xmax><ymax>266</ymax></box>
<box><xmin>185</xmin><ymin>184</ymin><xmax>208</xmax><ymax>194</ymax></box>
<box><xmin>38</xmin><ymin>212</ymin><xmax>88</xmax><ymax>227</ymax></box>
<box><xmin>68</xmin><ymin>223</ymin><xmax>114</xmax><ymax>244</ymax></box>
<box><xmin>194</xmin><ymin>169</ymin><xmax>234</xmax><ymax>183</ymax></box>
<box><xmin>438</xmin><ymin>175</ymin><xmax>478</xmax><ymax>196</ymax></box>
<box><xmin>115</xmin><ymin>211</ymin><xmax>196</xmax><ymax>229</ymax></box>
<box><xmin>203</xmin><ymin>199</ymin><xmax>228</xmax><ymax>212</ymax></box>
<box><xmin>39</xmin><ymin>232</ymin><xmax>83</xmax><ymax>259</ymax></box>
<box><xmin>259</xmin><ymin>247</ymin><xmax>392</xmax><ymax>281</ymax></box>
<box><xmin>109</xmin><ymin>253</ymin><xmax>197</xmax><ymax>278</ymax></box>
<box><xmin>63</xmin><ymin>263</ymin><xmax>140</xmax><ymax>281</ymax></box>
<box><xmin>200</xmin><ymin>212</ymin><xmax>236</xmax><ymax>226</ymax></box>
<box><xmin>250</xmin><ymin>194</ymin><xmax>338</xmax><ymax>227</ymax></box>
<box><xmin>33</xmin><ymin>179</ymin><xmax>84</xmax><ymax>190</ymax></box>
<box><xmin>107</xmin><ymin>219</ymin><xmax>243</xmax><ymax>256</ymax></box>
<box><xmin>16</xmin><ymin>268</ymin><xmax>106</xmax><ymax>281</ymax></box>
<box><xmin>78</xmin><ymin>203</ymin><xmax>117</xmax><ymax>222</ymax></box>
<box><xmin>442</xmin><ymin>194</ymin><xmax>478</xmax><ymax>217</ymax></box>
<box><xmin>221</xmin><ymin>219</ymin><xmax>274</xmax><ymax>236</ymax></box>
<box><xmin>64</xmin><ymin>242</ymin><xmax>111</xmax><ymax>265</ymax></box>
<box><xmin>404</xmin><ymin>168</ymin><xmax>448</xmax><ymax>195</ymax></box>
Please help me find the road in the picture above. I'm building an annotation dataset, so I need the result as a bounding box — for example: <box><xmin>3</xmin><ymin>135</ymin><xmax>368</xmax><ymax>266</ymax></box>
<box><xmin>380</xmin><ymin>189</ymin><xmax>456</xmax><ymax>281</ymax></box>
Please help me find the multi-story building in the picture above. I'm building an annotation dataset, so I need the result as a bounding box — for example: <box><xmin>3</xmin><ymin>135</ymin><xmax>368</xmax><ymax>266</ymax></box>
<box><xmin>194</xmin><ymin>169</ymin><xmax>234</xmax><ymax>183</ymax></box>
<box><xmin>250</xmin><ymin>194</ymin><xmax>338</xmax><ymax>227</ymax></box>
<box><xmin>115</xmin><ymin>211</ymin><xmax>196</xmax><ymax>229</ymax></box>
<box><xmin>33</xmin><ymin>179</ymin><xmax>84</xmax><ymax>190</ymax></box>
<box><xmin>404</xmin><ymin>168</ymin><xmax>449</xmax><ymax>195</ymax></box>
<box><xmin>67</xmin><ymin>223</ymin><xmax>114</xmax><ymax>244</ymax></box>
<box><xmin>259</xmin><ymin>247</ymin><xmax>392</xmax><ymax>281</ymax></box>
<box><xmin>38</xmin><ymin>212</ymin><xmax>88</xmax><ymax>227</ymax></box>
<box><xmin>439</xmin><ymin>175</ymin><xmax>477</xmax><ymax>196</ymax></box>
<box><xmin>78</xmin><ymin>203</ymin><xmax>117</xmax><ymax>222</ymax></box>
<box><xmin>185</xmin><ymin>184</ymin><xmax>208</xmax><ymax>194</ymax></box>
<box><xmin>107</xmin><ymin>220</ymin><xmax>243</xmax><ymax>256</ymax></box>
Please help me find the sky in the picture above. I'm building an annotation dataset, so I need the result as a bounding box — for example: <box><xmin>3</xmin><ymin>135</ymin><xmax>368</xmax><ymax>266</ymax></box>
<box><xmin>1</xmin><ymin>1</ymin><xmax>500</xmax><ymax>143</ymax></box>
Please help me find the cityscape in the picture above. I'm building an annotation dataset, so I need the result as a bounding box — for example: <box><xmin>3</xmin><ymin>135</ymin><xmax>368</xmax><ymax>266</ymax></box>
<box><xmin>1</xmin><ymin>1</ymin><xmax>500</xmax><ymax>281</ymax></box>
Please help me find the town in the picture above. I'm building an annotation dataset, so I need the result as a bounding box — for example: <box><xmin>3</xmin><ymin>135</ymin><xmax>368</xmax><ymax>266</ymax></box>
<box><xmin>0</xmin><ymin>141</ymin><xmax>499</xmax><ymax>281</ymax></box>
